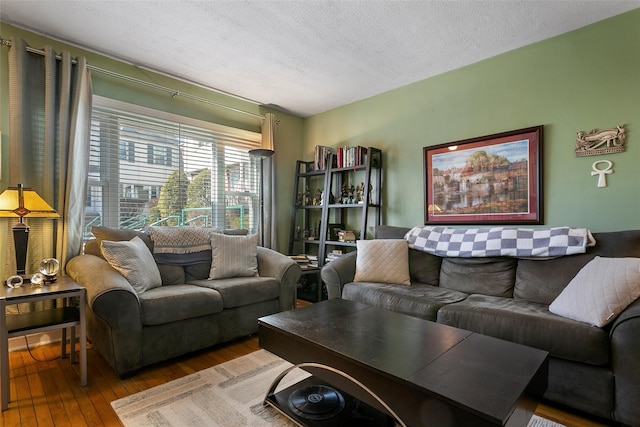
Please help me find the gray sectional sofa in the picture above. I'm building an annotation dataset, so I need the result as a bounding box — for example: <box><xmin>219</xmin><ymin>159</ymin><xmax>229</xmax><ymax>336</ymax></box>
<box><xmin>65</xmin><ymin>226</ymin><xmax>301</xmax><ymax>377</ymax></box>
<box><xmin>321</xmin><ymin>225</ymin><xmax>640</xmax><ymax>426</ymax></box>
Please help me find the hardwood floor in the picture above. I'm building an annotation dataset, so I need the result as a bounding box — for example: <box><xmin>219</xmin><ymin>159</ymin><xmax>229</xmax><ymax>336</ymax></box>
<box><xmin>2</xmin><ymin>324</ymin><xmax>615</xmax><ymax>426</ymax></box>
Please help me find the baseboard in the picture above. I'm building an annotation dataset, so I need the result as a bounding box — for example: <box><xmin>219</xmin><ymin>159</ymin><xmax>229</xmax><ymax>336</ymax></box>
<box><xmin>8</xmin><ymin>330</ymin><xmax>71</xmax><ymax>352</ymax></box>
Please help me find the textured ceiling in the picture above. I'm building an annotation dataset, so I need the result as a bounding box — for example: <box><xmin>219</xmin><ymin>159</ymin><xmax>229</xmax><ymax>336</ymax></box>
<box><xmin>1</xmin><ymin>1</ymin><xmax>639</xmax><ymax>117</ymax></box>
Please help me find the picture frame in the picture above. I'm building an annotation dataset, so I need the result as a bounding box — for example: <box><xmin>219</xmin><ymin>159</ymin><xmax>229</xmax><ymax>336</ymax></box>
<box><xmin>327</xmin><ymin>223</ymin><xmax>345</xmax><ymax>242</ymax></box>
<box><xmin>424</xmin><ymin>125</ymin><xmax>543</xmax><ymax>225</ymax></box>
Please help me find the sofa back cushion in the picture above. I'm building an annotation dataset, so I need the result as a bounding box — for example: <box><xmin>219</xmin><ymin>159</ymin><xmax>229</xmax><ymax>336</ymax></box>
<box><xmin>186</xmin><ymin>262</ymin><xmax>213</xmax><ymax>281</ymax></box>
<box><xmin>375</xmin><ymin>225</ymin><xmax>441</xmax><ymax>286</ymax></box>
<box><xmin>157</xmin><ymin>264</ymin><xmax>186</xmax><ymax>285</ymax></box>
<box><xmin>515</xmin><ymin>230</ymin><xmax>640</xmax><ymax>304</ymax></box>
<box><xmin>86</xmin><ymin>226</ymin><xmax>153</xmax><ymax>258</ymax></box>
<box><xmin>514</xmin><ymin>256</ymin><xmax>589</xmax><ymax>305</ymax></box>
<box><xmin>408</xmin><ymin>249</ymin><xmax>442</xmax><ymax>286</ymax></box>
<box><xmin>374</xmin><ymin>225</ymin><xmax>411</xmax><ymax>239</ymax></box>
<box><xmin>440</xmin><ymin>257</ymin><xmax>516</xmax><ymax>297</ymax></box>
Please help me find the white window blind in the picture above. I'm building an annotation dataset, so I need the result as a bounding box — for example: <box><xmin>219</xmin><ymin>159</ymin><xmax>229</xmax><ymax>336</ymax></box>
<box><xmin>85</xmin><ymin>97</ymin><xmax>261</xmax><ymax>239</ymax></box>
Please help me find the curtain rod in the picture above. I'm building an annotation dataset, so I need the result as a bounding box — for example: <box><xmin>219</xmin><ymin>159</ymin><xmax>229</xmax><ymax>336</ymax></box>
<box><xmin>0</xmin><ymin>37</ymin><xmax>265</xmax><ymax>120</ymax></box>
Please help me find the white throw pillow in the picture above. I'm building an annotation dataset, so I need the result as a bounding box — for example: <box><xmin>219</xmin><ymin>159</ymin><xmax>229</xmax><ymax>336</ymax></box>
<box><xmin>353</xmin><ymin>239</ymin><xmax>411</xmax><ymax>285</ymax></box>
<box><xmin>100</xmin><ymin>236</ymin><xmax>162</xmax><ymax>294</ymax></box>
<box><xmin>209</xmin><ymin>233</ymin><xmax>259</xmax><ymax>279</ymax></box>
<box><xmin>549</xmin><ymin>256</ymin><xmax>640</xmax><ymax>327</ymax></box>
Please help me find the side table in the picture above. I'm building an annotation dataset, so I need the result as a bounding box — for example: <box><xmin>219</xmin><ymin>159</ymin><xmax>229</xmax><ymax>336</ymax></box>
<box><xmin>0</xmin><ymin>276</ymin><xmax>86</xmax><ymax>410</ymax></box>
<box><xmin>297</xmin><ymin>265</ymin><xmax>325</xmax><ymax>304</ymax></box>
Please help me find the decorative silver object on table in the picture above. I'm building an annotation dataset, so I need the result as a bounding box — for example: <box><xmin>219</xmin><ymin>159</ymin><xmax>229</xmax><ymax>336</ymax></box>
<box><xmin>5</xmin><ymin>276</ymin><xmax>23</xmax><ymax>289</ymax></box>
<box><xmin>30</xmin><ymin>273</ymin><xmax>45</xmax><ymax>287</ymax></box>
<box><xmin>39</xmin><ymin>258</ymin><xmax>60</xmax><ymax>283</ymax></box>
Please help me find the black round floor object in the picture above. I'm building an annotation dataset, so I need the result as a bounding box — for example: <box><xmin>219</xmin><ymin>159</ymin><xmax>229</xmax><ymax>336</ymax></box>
<box><xmin>288</xmin><ymin>385</ymin><xmax>346</xmax><ymax>420</ymax></box>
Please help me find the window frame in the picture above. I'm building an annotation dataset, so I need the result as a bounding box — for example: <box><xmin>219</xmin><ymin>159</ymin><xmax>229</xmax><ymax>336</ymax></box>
<box><xmin>87</xmin><ymin>96</ymin><xmax>262</xmax><ymax>237</ymax></box>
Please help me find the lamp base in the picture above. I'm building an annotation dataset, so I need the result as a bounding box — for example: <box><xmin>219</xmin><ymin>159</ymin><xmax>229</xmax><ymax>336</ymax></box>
<box><xmin>18</xmin><ymin>274</ymin><xmax>32</xmax><ymax>284</ymax></box>
<box><xmin>13</xmin><ymin>222</ymin><xmax>29</xmax><ymax>278</ymax></box>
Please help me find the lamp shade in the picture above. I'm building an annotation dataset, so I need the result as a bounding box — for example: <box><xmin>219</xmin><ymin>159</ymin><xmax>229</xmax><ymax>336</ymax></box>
<box><xmin>250</xmin><ymin>112</ymin><xmax>276</xmax><ymax>157</ymax></box>
<box><xmin>0</xmin><ymin>184</ymin><xmax>59</xmax><ymax>219</ymax></box>
<box><xmin>0</xmin><ymin>184</ymin><xmax>59</xmax><ymax>277</ymax></box>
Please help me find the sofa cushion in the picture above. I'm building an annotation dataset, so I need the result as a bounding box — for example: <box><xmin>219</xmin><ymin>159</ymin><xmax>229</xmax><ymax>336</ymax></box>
<box><xmin>437</xmin><ymin>294</ymin><xmax>610</xmax><ymax>366</ymax></box>
<box><xmin>514</xmin><ymin>255</ymin><xmax>592</xmax><ymax>305</ymax></box>
<box><xmin>354</xmin><ymin>239</ymin><xmax>410</xmax><ymax>285</ymax></box>
<box><xmin>153</xmin><ymin>250</ymin><xmax>212</xmax><ymax>267</ymax></box>
<box><xmin>342</xmin><ymin>282</ymin><xmax>468</xmax><ymax>321</ymax></box>
<box><xmin>185</xmin><ymin>262</ymin><xmax>213</xmax><ymax>282</ymax></box>
<box><xmin>375</xmin><ymin>225</ymin><xmax>411</xmax><ymax>239</ymax></box>
<box><xmin>209</xmin><ymin>233</ymin><xmax>259</xmax><ymax>279</ymax></box>
<box><xmin>190</xmin><ymin>277</ymin><xmax>280</xmax><ymax>309</ymax></box>
<box><xmin>157</xmin><ymin>264</ymin><xmax>186</xmax><ymax>285</ymax></box>
<box><xmin>515</xmin><ymin>230</ymin><xmax>640</xmax><ymax>305</ymax></box>
<box><xmin>373</xmin><ymin>225</ymin><xmax>451</xmax><ymax>286</ymax></box>
<box><xmin>88</xmin><ymin>226</ymin><xmax>153</xmax><ymax>258</ymax></box>
<box><xmin>549</xmin><ymin>257</ymin><xmax>640</xmax><ymax>327</ymax></box>
<box><xmin>439</xmin><ymin>257</ymin><xmax>516</xmax><ymax>297</ymax></box>
<box><xmin>408</xmin><ymin>249</ymin><xmax>442</xmax><ymax>286</ymax></box>
<box><xmin>138</xmin><ymin>284</ymin><xmax>223</xmax><ymax>325</ymax></box>
<box><xmin>100</xmin><ymin>236</ymin><xmax>162</xmax><ymax>294</ymax></box>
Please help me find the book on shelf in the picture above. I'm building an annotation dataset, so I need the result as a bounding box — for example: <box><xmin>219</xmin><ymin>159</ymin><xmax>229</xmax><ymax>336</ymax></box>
<box><xmin>325</xmin><ymin>249</ymin><xmax>344</xmax><ymax>263</ymax></box>
<box><xmin>314</xmin><ymin>145</ymin><xmax>335</xmax><ymax>171</ymax></box>
<box><xmin>315</xmin><ymin>145</ymin><xmax>375</xmax><ymax>170</ymax></box>
<box><xmin>290</xmin><ymin>254</ymin><xmax>320</xmax><ymax>268</ymax></box>
<box><xmin>289</xmin><ymin>255</ymin><xmax>310</xmax><ymax>264</ymax></box>
<box><xmin>335</xmin><ymin>146</ymin><xmax>368</xmax><ymax>169</ymax></box>
<box><xmin>337</xmin><ymin>230</ymin><xmax>356</xmax><ymax>242</ymax></box>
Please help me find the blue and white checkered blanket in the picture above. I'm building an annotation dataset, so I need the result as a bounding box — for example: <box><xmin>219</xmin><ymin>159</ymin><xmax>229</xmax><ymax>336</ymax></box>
<box><xmin>405</xmin><ymin>226</ymin><xmax>595</xmax><ymax>258</ymax></box>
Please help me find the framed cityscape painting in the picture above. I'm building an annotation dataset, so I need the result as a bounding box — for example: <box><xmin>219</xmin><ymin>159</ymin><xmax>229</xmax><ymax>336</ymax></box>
<box><xmin>424</xmin><ymin>125</ymin><xmax>543</xmax><ymax>225</ymax></box>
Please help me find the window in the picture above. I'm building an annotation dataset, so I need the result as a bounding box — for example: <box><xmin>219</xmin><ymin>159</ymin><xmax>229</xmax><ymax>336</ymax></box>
<box><xmin>86</xmin><ymin>97</ymin><xmax>262</xmax><ymax>239</ymax></box>
<box><xmin>147</xmin><ymin>144</ymin><xmax>173</xmax><ymax>166</ymax></box>
<box><xmin>118</xmin><ymin>140</ymin><xmax>135</xmax><ymax>162</ymax></box>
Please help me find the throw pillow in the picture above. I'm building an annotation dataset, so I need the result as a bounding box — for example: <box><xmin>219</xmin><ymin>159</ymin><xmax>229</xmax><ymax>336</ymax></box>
<box><xmin>100</xmin><ymin>236</ymin><xmax>162</xmax><ymax>294</ymax></box>
<box><xmin>209</xmin><ymin>233</ymin><xmax>259</xmax><ymax>279</ymax></box>
<box><xmin>549</xmin><ymin>256</ymin><xmax>640</xmax><ymax>327</ymax></box>
<box><xmin>353</xmin><ymin>239</ymin><xmax>411</xmax><ymax>285</ymax></box>
<box><xmin>90</xmin><ymin>225</ymin><xmax>153</xmax><ymax>257</ymax></box>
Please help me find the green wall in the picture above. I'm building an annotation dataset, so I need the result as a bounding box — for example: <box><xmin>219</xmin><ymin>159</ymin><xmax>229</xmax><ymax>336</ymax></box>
<box><xmin>304</xmin><ymin>9</ymin><xmax>640</xmax><ymax>233</ymax></box>
<box><xmin>2</xmin><ymin>9</ymin><xmax>640</xmax><ymax>275</ymax></box>
<box><xmin>0</xmin><ymin>23</ymin><xmax>304</xmax><ymax>269</ymax></box>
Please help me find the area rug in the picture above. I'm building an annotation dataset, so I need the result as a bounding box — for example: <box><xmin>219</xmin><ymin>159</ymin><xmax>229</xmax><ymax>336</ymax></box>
<box><xmin>111</xmin><ymin>349</ymin><xmax>564</xmax><ymax>427</ymax></box>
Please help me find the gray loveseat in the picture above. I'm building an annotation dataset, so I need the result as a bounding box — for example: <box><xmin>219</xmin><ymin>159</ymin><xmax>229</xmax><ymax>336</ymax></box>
<box><xmin>66</xmin><ymin>226</ymin><xmax>301</xmax><ymax>377</ymax></box>
<box><xmin>321</xmin><ymin>225</ymin><xmax>640</xmax><ymax>426</ymax></box>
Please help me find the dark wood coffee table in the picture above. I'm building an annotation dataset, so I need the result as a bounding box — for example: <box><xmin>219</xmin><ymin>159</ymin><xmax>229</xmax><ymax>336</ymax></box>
<box><xmin>258</xmin><ymin>299</ymin><xmax>548</xmax><ymax>427</ymax></box>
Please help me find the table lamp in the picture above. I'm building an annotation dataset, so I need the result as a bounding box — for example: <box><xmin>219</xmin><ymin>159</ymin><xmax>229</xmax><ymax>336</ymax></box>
<box><xmin>0</xmin><ymin>184</ymin><xmax>60</xmax><ymax>278</ymax></box>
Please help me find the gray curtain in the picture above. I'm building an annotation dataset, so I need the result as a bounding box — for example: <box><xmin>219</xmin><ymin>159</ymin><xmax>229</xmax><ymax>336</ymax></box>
<box><xmin>262</xmin><ymin>154</ymin><xmax>277</xmax><ymax>249</ymax></box>
<box><xmin>5</xmin><ymin>37</ymin><xmax>92</xmax><ymax>278</ymax></box>
<box><xmin>260</xmin><ymin>113</ymin><xmax>277</xmax><ymax>250</ymax></box>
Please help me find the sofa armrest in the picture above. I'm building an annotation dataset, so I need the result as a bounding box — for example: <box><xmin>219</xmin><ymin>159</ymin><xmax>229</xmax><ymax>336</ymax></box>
<box><xmin>609</xmin><ymin>297</ymin><xmax>640</xmax><ymax>426</ymax></box>
<box><xmin>321</xmin><ymin>251</ymin><xmax>357</xmax><ymax>299</ymax></box>
<box><xmin>257</xmin><ymin>247</ymin><xmax>301</xmax><ymax>311</ymax></box>
<box><xmin>65</xmin><ymin>254</ymin><xmax>144</xmax><ymax>376</ymax></box>
<box><xmin>65</xmin><ymin>254</ymin><xmax>142</xmax><ymax>331</ymax></box>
